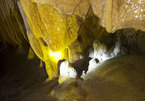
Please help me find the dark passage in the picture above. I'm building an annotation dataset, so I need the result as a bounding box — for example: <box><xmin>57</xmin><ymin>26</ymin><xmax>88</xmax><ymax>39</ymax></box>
<box><xmin>0</xmin><ymin>44</ymin><xmax>57</xmax><ymax>101</ymax></box>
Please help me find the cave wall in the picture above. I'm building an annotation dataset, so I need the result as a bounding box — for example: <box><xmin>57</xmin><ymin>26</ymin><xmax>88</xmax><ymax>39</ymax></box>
<box><xmin>91</xmin><ymin>0</ymin><xmax>145</xmax><ymax>32</ymax></box>
<box><xmin>0</xmin><ymin>0</ymin><xmax>26</xmax><ymax>46</ymax></box>
<box><xmin>0</xmin><ymin>0</ymin><xmax>145</xmax><ymax>80</ymax></box>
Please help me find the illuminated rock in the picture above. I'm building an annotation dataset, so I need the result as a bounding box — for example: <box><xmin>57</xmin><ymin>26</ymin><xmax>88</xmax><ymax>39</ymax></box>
<box><xmin>52</xmin><ymin>56</ymin><xmax>145</xmax><ymax>101</ymax></box>
<box><xmin>33</xmin><ymin>0</ymin><xmax>90</xmax><ymax>19</ymax></box>
<box><xmin>19</xmin><ymin>0</ymin><xmax>81</xmax><ymax>52</ymax></box>
<box><xmin>1</xmin><ymin>0</ymin><xmax>145</xmax><ymax>81</ymax></box>
<box><xmin>91</xmin><ymin>0</ymin><xmax>145</xmax><ymax>32</ymax></box>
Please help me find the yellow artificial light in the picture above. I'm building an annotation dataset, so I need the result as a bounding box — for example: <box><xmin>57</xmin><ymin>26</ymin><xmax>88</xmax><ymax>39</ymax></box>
<box><xmin>49</xmin><ymin>50</ymin><xmax>62</xmax><ymax>61</ymax></box>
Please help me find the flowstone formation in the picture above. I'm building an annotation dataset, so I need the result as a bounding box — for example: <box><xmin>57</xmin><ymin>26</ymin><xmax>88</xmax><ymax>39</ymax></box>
<box><xmin>91</xmin><ymin>0</ymin><xmax>145</xmax><ymax>32</ymax></box>
<box><xmin>18</xmin><ymin>0</ymin><xmax>93</xmax><ymax>80</ymax></box>
<box><xmin>0</xmin><ymin>0</ymin><xmax>145</xmax><ymax>80</ymax></box>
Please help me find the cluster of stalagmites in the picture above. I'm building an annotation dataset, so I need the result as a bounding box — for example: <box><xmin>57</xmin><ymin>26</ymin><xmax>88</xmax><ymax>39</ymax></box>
<box><xmin>0</xmin><ymin>0</ymin><xmax>145</xmax><ymax>80</ymax></box>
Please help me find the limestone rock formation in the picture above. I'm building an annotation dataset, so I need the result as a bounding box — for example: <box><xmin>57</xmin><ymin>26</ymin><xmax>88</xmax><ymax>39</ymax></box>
<box><xmin>0</xmin><ymin>0</ymin><xmax>145</xmax><ymax>80</ymax></box>
<box><xmin>52</xmin><ymin>56</ymin><xmax>145</xmax><ymax>101</ymax></box>
<box><xmin>19</xmin><ymin>0</ymin><xmax>82</xmax><ymax>52</ymax></box>
<box><xmin>91</xmin><ymin>0</ymin><xmax>145</xmax><ymax>32</ymax></box>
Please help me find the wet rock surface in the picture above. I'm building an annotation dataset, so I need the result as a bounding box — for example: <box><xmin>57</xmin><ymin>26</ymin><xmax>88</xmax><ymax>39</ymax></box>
<box><xmin>91</xmin><ymin>0</ymin><xmax>145</xmax><ymax>32</ymax></box>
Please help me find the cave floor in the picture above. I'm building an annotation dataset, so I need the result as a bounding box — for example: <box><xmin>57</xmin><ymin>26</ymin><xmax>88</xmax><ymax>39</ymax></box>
<box><xmin>0</xmin><ymin>48</ymin><xmax>145</xmax><ymax>101</ymax></box>
<box><xmin>0</xmin><ymin>48</ymin><xmax>58</xmax><ymax>101</ymax></box>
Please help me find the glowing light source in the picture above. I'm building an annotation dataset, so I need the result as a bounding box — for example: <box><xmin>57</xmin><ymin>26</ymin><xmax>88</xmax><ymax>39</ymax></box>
<box><xmin>49</xmin><ymin>50</ymin><xmax>62</xmax><ymax>61</ymax></box>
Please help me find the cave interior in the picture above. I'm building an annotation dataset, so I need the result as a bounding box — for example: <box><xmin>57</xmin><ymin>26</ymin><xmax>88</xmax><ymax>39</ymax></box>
<box><xmin>0</xmin><ymin>0</ymin><xmax>145</xmax><ymax>101</ymax></box>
